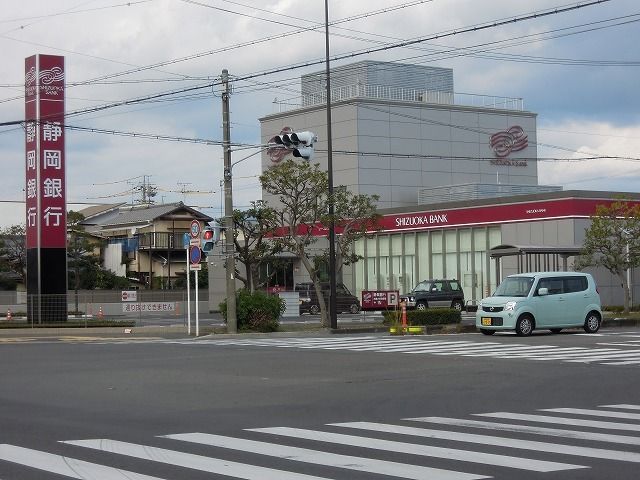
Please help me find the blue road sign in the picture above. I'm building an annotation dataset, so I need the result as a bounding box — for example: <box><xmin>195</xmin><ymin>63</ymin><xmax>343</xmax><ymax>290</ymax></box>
<box><xmin>189</xmin><ymin>246</ymin><xmax>202</xmax><ymax>265</ymax></box>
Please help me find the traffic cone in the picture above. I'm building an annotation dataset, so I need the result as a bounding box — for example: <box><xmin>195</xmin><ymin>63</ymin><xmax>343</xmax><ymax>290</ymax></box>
<box><xmin>98</xmin><ymin>306</ymin><xmax>104</xmax><ymax>319</ymax></box>
<box><xmin>401</xmin><ymin>302</ymin><xmax>407</xmax><ymax>330</ymax></box>
<box><xmin>6</xmin><ymin>309</ymin><xmax>12</xmax><ymax>321</ymax></box>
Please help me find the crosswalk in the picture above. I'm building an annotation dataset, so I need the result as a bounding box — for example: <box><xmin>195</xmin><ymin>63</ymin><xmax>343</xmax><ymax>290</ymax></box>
<box><xmin>4</xmin><ymin>333</ymin><xmax>640</xmax><ymax>366</ymax></box>
<box><xmin>178</xmin><ymin>335</ymin><xmax>640</xmax><ymax>366</ymax></box>
<box><xmin>2</xmin><ymin>403</ymin><xmax>640</xmax><ymax>479</ymax></box>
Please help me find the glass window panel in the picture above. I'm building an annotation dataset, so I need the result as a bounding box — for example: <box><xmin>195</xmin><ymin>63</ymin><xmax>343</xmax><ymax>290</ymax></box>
<box><xmin>379</xmin><ymin>255</ymin><xmax>389</xmax><ymax>289</ymax></box>
<box><xmin>355</xmin><ymin>238</ymin><xmax>364</xmax><ymax>256</ymax></box>
<box><xmin>445</xmin><ymin>230</ymin><xmax>457</xmax><ymax>252</ymax></box>
<box><xmin>379</xmin><ymin>236</ymin><xmax>389</xmax><ymax>256</ymax></box>
<box><xmin>445</xmin><ymin>252</ymin><xmax>457</xmax><ymax>279</ymax></box>
<box><xmin>460</xmin><ymin>229</ymin><xmax>472</xmax><ymax>252</ymax></box>
<box><xmin>417</xmin><ymin>232</ymin><xmax>430</xmax><ymax>280</ymax></box>
<box><xmin>391</xmin><ymin>235</ymin><xmax>403</xmax><ymax>255</ymax></box>
<box><xmin>367</xmin><ymin>257</ymin><xmax>377</xmax><ymax>290</ymax></box>
<box><xmin>431</xmin><ymin>231</ymin><xmax>443</xmax><ymax>253</ymax></box>
<box><xmin>366</xmin><ymin>237</ymin><xmax>377</xmax><ymax>257</ymax></box>
<box><xmin>391</xmin><ymin>255</ymin><xmax>402</xmax><ymax>290</ymax></box>
<box><xmin>432</xmin><ymin>253</ymin><xmax>443</xmax><ymax>278</ymax></box>
<box><xmin>355</xmin><ymin>254</ymin><xmax>365</xmax><ymax>296</ymax></box>
<box><xmin>489</xmin><ymin>226</ymin><xmax>502</xmax><ymax>248</ymax></box>
<box><xmin>404</xmin><ymin>255</ymin><xmax>415</xmax><ymax>291</ymax></box>
<box><xmin>473</xmin><ymin>228</ymin><xmax>486</xmax><ymax>252</ymax></box>
<box><xmin>404</xmin><ymin>233</ymin><xmax>415</xmax><ymax>255</ymax></box>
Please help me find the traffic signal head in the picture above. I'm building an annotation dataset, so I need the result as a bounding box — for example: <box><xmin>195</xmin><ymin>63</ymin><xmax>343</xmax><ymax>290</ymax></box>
<box><xmin>201</xmin><ymin>225</ymin><xmax>220</xmax><ymax>252</ymax></box>
<box><xmin>289</xmin><ymin>131</ymin><xmax>317</xmax><ymax>146</ymax></box>
<box><xmin>269</xmin><ymin>130</ymin><xmax>317</xmax><ymax>161</ymax></box>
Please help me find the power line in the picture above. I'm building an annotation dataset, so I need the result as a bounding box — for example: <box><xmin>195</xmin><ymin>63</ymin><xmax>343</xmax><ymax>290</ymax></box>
<box><xmin>0</xmin><ymin>0</ymin><xmax>613</xmax><ymax>126</ymax></box>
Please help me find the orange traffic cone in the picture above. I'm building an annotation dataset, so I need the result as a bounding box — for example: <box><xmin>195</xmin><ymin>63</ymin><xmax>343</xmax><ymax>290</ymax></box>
<box><xmin>98</xmin><ymin>306</ymin><xmax>104</xmax><ymax>319</ymax></box>
<box><xmin>6</xmin><ymin>309</ymin><xmax>12</xmax><ymax>321</ymax></box>
<box><xmin>401</xmin><ymin>302</ymin><xmax>407</xmax><ymax>330</ymax></box>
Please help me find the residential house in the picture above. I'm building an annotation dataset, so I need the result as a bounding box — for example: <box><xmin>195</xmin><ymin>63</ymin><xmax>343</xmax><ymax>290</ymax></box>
<box><xmin>78</xmin><ymin>202</ymin><xmax>212</xmax><ymax>288</ymax></box>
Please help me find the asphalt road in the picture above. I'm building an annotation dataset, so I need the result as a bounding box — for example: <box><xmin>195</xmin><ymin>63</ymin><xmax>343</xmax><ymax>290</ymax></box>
<box><xmin>0</xmin><ymin>327</ymin><xmax>639</xmax><ymax>479</ymax></box>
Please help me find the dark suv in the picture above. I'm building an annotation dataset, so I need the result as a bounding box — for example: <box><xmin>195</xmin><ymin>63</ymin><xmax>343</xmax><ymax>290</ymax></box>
<box><xmin>295</xmin><ymin>282</ymin><xmax>361</xmax><ymax>315</ymax></box>
<box><xmin>400</xmin><ymin>279</ymin><xmax>465</xmax><ymax>311</ymax></box>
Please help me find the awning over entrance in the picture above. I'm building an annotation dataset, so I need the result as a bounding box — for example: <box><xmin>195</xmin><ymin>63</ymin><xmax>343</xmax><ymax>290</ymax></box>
<box><xmin>489</xmin><ymin>244</ymin><xmax>583</xmax><ymax>284</ymax></box>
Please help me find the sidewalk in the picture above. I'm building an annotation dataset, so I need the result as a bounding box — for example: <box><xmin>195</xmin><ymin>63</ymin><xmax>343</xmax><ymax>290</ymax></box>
<box><xmin>0</xmin><ymin>314</ymin><xmax>638</xmax><ymax>339</ymax></box>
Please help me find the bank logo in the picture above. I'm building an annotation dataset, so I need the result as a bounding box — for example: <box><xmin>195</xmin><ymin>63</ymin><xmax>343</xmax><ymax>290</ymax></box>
<box><xmin>25</xmin><ymin>67</ymin><xmax>37</xmax><ymax>87</ymax></box>
<box><xmin>489</xmin><ymin>125</ymin><xmax>528</xmax><ymax>158</ymax></box>
<box><xmin>39</xmin><ymin>66</ymin><xmax>64</xmax><ymax>85</ymax></box>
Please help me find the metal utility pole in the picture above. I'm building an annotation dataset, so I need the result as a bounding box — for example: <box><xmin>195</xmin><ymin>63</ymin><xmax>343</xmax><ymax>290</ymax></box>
<box><xmin>325</xmin><ymin>0</ymin><xmax>337</xmax><ymax>330</ymax></box>
<box><xmin>222</xmin><ymin>69</ymin><xmax>237</xmax><ymax>333</ymax></box>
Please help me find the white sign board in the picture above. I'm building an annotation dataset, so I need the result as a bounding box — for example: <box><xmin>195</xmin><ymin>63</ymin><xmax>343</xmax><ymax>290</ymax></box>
<box><xmin>122</xmin><ymin>302</ymin><xmax>175</xmax><ymax>313</ymax></box>
<box><xmin>190</xmin><ymin>263</ymin><xmax>202</xmax><ymax>271</ymax></box>
<box><xmin>121</xmin><ymin>290</ymin><xmax>138</xmax><ymax>302</ymax></box>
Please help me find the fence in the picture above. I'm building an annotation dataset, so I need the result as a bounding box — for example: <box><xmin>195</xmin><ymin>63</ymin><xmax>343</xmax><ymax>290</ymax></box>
<box><xmin>0</xmin><ymin>290</ymin><xmax>211</xmax><ymax>327</ymax></box>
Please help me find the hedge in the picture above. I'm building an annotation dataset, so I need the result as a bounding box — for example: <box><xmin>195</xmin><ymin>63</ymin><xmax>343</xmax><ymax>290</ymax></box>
<box><xmin>383</xmin><ymin>308</ymin><xmax>461</xmax><ymax>326</ymax></box>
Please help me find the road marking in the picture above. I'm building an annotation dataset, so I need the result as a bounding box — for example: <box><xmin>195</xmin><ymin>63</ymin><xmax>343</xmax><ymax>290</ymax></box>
<box><xmin>475</xmin><ymin>412</ymin><xmax>640</xmax><ymax>432</ymax></box>
<box><xmin>245</xmin><ymin>426</ymin><xmax>584</xmax><ymax>472</ymax></box>
<box><xmin>0</xmin><ymin>444</ymin><xmax>165</xmax><ymax>479</ymax></box>
<box><xmin>62</xmin><ymin>439</ymin><xmax>335</xmax><ymax>480</ymax></box>
<box><xmin>162</xmin><ymin>433</ymin><xmax>487</xmax><ymax>480</ymax></box>
<box><xmin>411</xmin><ymin>416</ymin><xmax>640</xmax><ymax>445</ymax></box>
<box><xmin>540</xmin><ymin>408</ymin><xmax>640</xmax><ymax>420</ymax></box>
<box><xmin>330</xmin><ymin>421</ymin><xmax>640</xmax><ymax>463</ymax></box>
<box><xmin>601</xmin><ymin>404</ymin><xmax>640</xmax><ymax>410</ymax></box>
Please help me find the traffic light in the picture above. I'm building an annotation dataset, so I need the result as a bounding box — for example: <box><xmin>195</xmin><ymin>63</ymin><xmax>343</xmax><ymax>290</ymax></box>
<box><xmin>270</xmin><ymin>130</ymin><xmax>317</xmax><ymax>160</ymax></box>
<box><xmin>201</xmin><ymin>224</ymin><xmax>221</xmax><ymax>252</ymax></box>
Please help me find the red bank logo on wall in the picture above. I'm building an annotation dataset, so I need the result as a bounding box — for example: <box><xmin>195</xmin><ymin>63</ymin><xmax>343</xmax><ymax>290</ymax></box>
<box><xmin>489</xmin><ymin>125</ymin><xmax>528</xmax><ymax>167</ymax></box>
<box><xmin>25</xmin><ymin>54</ymin><xmax>66</xmax><ymax>250</ymax></box>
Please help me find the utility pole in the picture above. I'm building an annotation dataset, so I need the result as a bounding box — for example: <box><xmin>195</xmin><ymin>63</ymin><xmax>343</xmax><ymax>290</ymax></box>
<box><xmin>222</xmin><ymin>69</ymin><xmax>237</xmax><ymax>333</ymax></box>
<box><xmin>325</xmin><ymin>0</ymin><xmax>338</xmax><ymax>330</ymax></box>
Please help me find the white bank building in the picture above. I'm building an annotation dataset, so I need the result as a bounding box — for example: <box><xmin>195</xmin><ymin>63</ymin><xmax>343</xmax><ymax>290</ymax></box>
<box><xmin>211</xmin><ymin>61</ymin><xmax>639</xmax><ymax>309</ymax></box>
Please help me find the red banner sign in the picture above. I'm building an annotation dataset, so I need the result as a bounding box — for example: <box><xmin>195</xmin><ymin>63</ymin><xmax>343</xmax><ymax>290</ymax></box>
<box><xmin>25</xmin><ymin>55</ymin><xmax>66</xmax><ymax>249</ymax></box>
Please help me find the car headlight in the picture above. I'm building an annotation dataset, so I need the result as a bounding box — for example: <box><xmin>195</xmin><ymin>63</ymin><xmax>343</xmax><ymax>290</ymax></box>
<box><xmin>301</xmin><ymin>297</ymin><xmax>311</xmax><ymax>303</ymax></box>
<box><xmin>409</xmin><ymin>296</ymin><xmax>415</xmax><ymax>302</ymax></box>
<box><xmin>505</xmin><ymin>301</ymin><xmax>517</xmax><ymax>311</ymax></box>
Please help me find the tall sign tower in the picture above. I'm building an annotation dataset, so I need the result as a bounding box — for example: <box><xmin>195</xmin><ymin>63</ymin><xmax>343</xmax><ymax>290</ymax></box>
<box><xmin>24</xmin><ymin>54</ymin><xmax>68</xmax><ymax>322</ymax></box>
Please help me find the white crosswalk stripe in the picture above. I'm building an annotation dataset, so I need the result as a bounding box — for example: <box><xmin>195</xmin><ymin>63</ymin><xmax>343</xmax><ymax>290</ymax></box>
<box><xmin>174</xmin><ymin>336</ymin><xmax>640</xmax><ymax>366</ymax></box>
<box><xmin>0</xmin><ymin>444</ymin><xmax>165</xmax><ymax>479</ymax></box>
<box><xmin>2</xmin><ymin>403</ymin><xmax>640</xmax><ymax>479</ymax></box>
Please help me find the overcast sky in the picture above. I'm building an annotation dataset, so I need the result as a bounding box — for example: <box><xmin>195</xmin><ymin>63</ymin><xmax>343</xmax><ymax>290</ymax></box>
<box><xmin>1</xmin><ymin>0</ymin><xmax>639</xmax><ymax>227</ymax></box>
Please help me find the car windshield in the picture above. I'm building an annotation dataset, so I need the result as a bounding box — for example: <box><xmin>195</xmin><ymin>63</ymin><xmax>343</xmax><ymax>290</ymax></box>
<box><xmin>493</xmin><ymin>276</ymin><xmax>535</xmax><ymax>297</ymax></box>
<box><xmin>413</xmin><ymin>281</ymin><xmax>432</xmax><ymax>292</ymax></box>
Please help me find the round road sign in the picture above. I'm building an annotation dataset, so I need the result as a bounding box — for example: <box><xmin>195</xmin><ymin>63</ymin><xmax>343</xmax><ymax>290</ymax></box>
<box><xmin>189</xmin><ymin>246</ymin><xmax>202</xmax><ymax>265</ymax></box>
<box><xmin>190</xmin><ymin>219</ymin><xmax>201</xmax><ymax>238</ymax></box>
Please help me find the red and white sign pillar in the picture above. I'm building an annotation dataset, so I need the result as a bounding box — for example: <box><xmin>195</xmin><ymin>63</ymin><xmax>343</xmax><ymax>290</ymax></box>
<box><xmin>25</xmin><ymin>54</ymin><xmax>67</xmax><ymax>323</ymax></box>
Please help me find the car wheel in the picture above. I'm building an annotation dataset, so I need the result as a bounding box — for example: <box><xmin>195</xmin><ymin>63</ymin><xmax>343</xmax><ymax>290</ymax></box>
<box><xmin>451</xmin><ymin>300</ymin><xmax>463</xmax><ymax>311</ymax></box>
<box><xmin>349</xmin><ymin>303</ymin><xmax>360</xmax><ymax>314</ymax></box>
<box><xmin>480</xmin><ymin>329</ymin><xmax>495</xmax><ymax>336</ymax></box>
<box><xmin>550</xmin><ymin>328</ymin><xmax>562</xmax><ymax>334</ymax></box>
<box><xmin>515</xmin><ymin>315</ymin><xmax>534</xmax><ymax>336</ymax></box>
<box><xmin>583</xmin><ymin>311</ymin><xmax>601</xmax><ymax>333</ymax></box>
<box><xmin>309</xmin><ymin>304</ymin><xmax>320</xmax><ymax>315</ymax></box>
<box><xmin>416</xmin><ymin>301</ymin><xmax>428</xmax><ymax>310</ymax></box>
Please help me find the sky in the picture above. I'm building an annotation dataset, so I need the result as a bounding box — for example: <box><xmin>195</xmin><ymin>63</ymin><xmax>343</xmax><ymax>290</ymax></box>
<box><xmin>1</xmin><ymin>0</ymin><xmax>639</xmax><ymax>228</ymax></box>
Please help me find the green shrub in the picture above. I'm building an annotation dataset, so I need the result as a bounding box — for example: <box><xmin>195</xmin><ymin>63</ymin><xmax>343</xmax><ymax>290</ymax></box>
<box><xmin>383</xmin><ymin>308</ymin><xmax>460</xmax><ymax>326</ymax></box>
<box><xmin>219</xmin><ymin>289</ymin><xmax>284</xmax><ymax>332</ymax></box>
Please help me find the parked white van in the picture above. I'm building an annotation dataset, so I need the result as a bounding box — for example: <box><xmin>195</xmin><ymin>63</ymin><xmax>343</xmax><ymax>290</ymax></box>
<box><xmin>476</xmin><ymin>272</ymin><xmax>602</xmax><ymax>336</ymax></box>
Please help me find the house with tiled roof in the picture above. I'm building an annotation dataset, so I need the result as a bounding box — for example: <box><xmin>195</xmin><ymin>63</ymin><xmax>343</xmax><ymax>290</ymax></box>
<box><xmin>78</xmin><ymin>202</ymin><xmax>212</xmax><ymax>289</ymax></box>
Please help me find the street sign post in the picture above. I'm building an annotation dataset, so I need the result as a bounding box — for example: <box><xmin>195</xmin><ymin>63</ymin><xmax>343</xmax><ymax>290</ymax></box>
<box><xmin>188</xmin><ymin>245</ymin><xmax>202</xmax><ymax>336</ymax></box>
<box><xmin>189</xmin><ymin>245</ymin><xmax>202</xmax><ymax>265</ymax></box>
<box><xmin>190</xmin><ymin>219</ymin><xmax>201</xmax><ymax>238</ymax></box>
